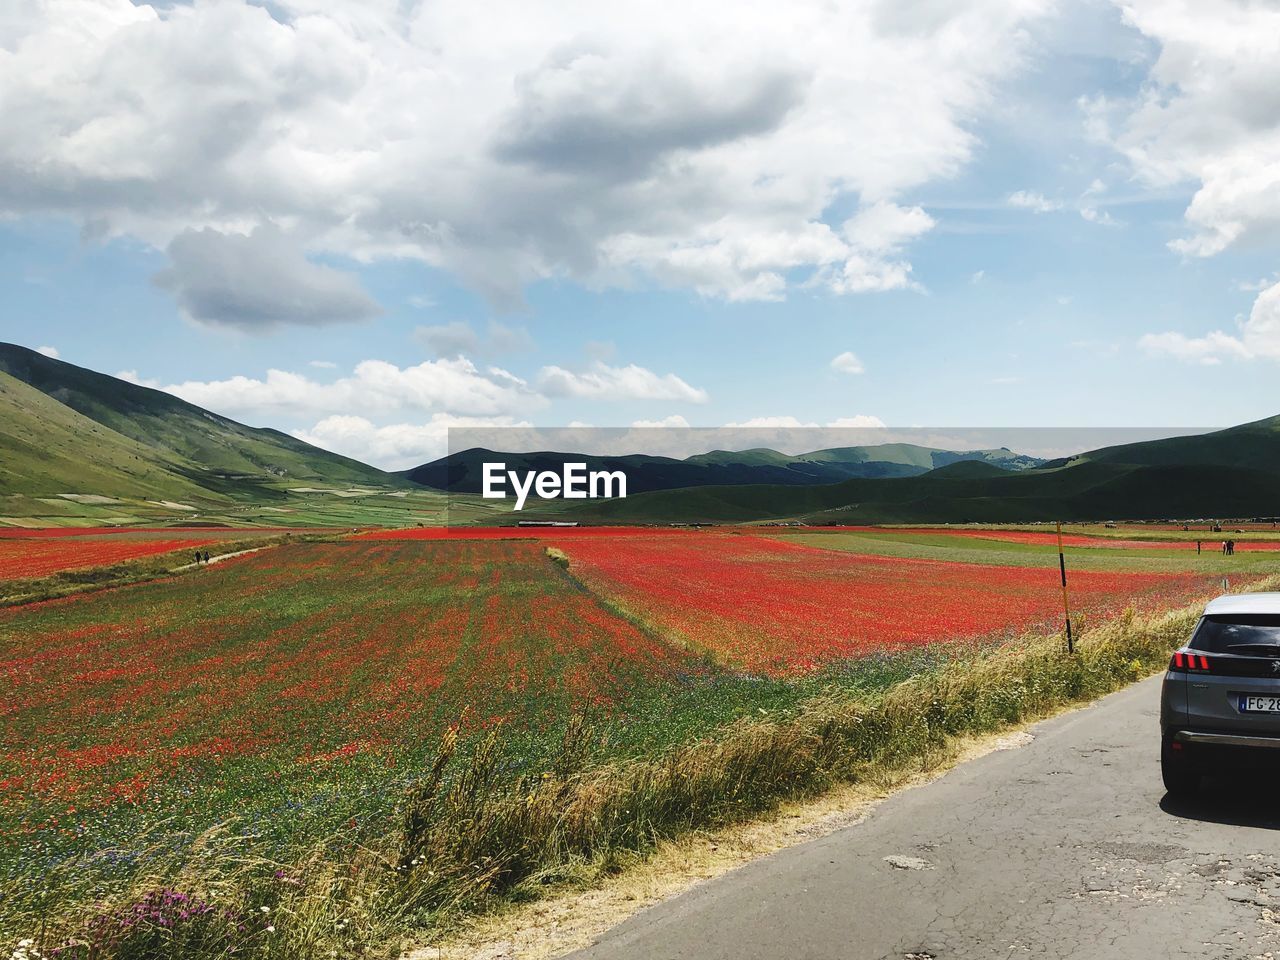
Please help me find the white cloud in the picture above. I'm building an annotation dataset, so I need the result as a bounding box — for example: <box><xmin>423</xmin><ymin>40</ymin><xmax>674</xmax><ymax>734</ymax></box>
<box><xmin>153</xmin><ymin>225</ymin><xmax>380</xmax><ymax>330</ymax></box>
<box><xmin>1009</xmin><ymin>189</ymin><xmax>1120</xmax><ymax>225</ymax></box>
<box><xmin>826</xmin><ymin>415</ymin><xmax>887</xmax><ymax>428</ymax></box>
<box><xmin>723</xmin><ymin>415</ymin><xmax>886</xmax><ymax>429</ymax></box>
<box><xmin>1139</xmin><ymin>279</ymin><xmax>1280</xmax><ymax>364</ymax></box>
<box><xmin>830</xmin><ymin>351</ymin><xmax>865</xmax><ymax>375</ymax></box>
<box><xmin>309</xmin><ymin>360</ymin><xmax>338</xmax><ymax>369</ymax></box>
<box><xmin>1239</xmin><ymin>276</ymin><xmax>1278</xmax><ymax>293</ymax></box>
<box><xmin>293</xmin><ymin>414</ymin><xmax>533</xmax><ymax>470</ymax></box>
<box><xmin>115</xmin><ymin>369</ymin><xmax>160</xmax><ymax>388</ymax></box>
<box><xmin>631</xmin><ymin>415</ymin><xmax>692</xmax><ymax>428</ymax></box>
<box><xmin>723</xmin><ymin>416</ymin><xmax>819</xmax><ymax>429</ymax></box>
<box><xmin>141</xmin><ymin>353</ymin><xmax>709</xmax><ymax>444</ymax></box>
<box><xmin>537</xmin><ymin>362</ymin><xmax>709</xmax><ymax>403</ymax></box>
<box><xmin>1103</xmin><ymin>0</ymin><xmax>1280</xmax><ymax>259</ymax></box>
<box><xmin>1079</xmin><ymin>205</ymin><xmax>1120</xmax><ymax>227</ymax></box>
<box><xmin>35</xmin><ymin>345</ymin><xmax>59</xmax><ymax>358</ymax></box>
<box><xmin>1007</xmin><ymin>190</ymin><xmax>1063</xmax><ymax>213</ymax></box>
<box><xmin>819</xmin><ymin>202</ymin><xmax>935</xmax><ymax>294</ymax></box>
<box><xmin>1103</xmin><ymin>1</ymin><xmax>1280</xmax><ymax>360</ymax></box>
<box><xmin>0</xmin><ymin>0</ymin><xmax>1053</xmax><ymax>308</ymax></box>
<box><xmin>162</xmin><ymin>357</ymin><xmax>538</xmax><ymax>422</ymax></box>
<box><xmin>415</xmin><ymin>321</ymin><xmax>534</xmax><ymax>359</ymax></box>
<box><xmin>970</xmin><ymin>269</ymin><xmax>985</xmax><ymax>284</ymax></box>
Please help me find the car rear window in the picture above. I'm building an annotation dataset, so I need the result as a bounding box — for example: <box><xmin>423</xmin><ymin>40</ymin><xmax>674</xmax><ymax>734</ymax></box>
<box><xmin>1190</xmin><ymin>614</ymin><xmax>1280</xmax><ymax>653</ymax></box>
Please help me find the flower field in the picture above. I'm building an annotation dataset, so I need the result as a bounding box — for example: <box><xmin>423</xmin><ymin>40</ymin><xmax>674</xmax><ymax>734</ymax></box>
<box><xmin>1</xmin><ymin>523</ymin><xmax>1270</xmax><ymax>954</ymax></box>
<box><xmin>0</xmin><ymin>539</ymin><xmax>214</xmax><ymax>580</ymax></box>
<box><xmin>0</xmin><ymin>527</ymin><xmax>266</xmax><ymax>539</ymax></box>
<box><xmin>554</xmin><ymin>533</ymin><xmax>1222</xmax><ymax>674</ymax></box>
<box><xmin>794</xmin><ymin>526</ymin><xmax>1280</xmax><ymax>550</ymax></box>
<box><xmin>0</xmin><ymin>540</ymin><xmax>702</xmax><ymax>873</ymax></box>
<box><xmin>351</xmin><ymin>525</ymin><xmax>681</xmax><ymax>541</ymax></box>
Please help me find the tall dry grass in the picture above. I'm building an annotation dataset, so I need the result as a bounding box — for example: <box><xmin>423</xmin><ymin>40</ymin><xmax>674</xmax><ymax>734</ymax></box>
<box><xmin>13</xmin><ymin>576</ymin><xmax>1275</xmax><ymax>959</ymax></box>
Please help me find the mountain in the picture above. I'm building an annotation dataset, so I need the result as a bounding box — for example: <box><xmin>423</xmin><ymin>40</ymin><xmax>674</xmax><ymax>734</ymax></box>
<box><xmin>518</xmin><ymin>418</ymin><xmax>1280</xmax><ymax>524</ymax></box>
<box><xmin>1046</xmin><ymin>415</ymin><xmax>1280</xmax><ymax>475</ymax></box>
<box><xmin>402</xmin><ymin>443</ymin><xmax>1042</xmax><ymax>494</ymax></box>
<box><xmin>0</xmin><ymin>342</ymin><xmax>394</xmax><ymax>502</ymax></box>
<box><xmin>0</xmin><ymin>369</ymin><xmax>219</xmax><ymax>502</ymax></box>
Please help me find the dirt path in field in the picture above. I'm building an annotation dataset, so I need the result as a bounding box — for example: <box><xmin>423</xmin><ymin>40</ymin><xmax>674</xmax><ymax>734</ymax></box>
<box><xmin>171</xmin><ymin>546</ymin><xmax>268</xmax><ymax>572</ymax></box>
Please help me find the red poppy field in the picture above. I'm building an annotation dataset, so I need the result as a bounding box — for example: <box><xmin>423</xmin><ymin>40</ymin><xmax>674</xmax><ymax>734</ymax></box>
<box><xmin>0</xmin><ymin>539</ymin><xmax>214</xmax><ymax>580</ymax></box>
<box><xmin>1</xmin><ymin>540</ymin><xmax>694</xmax><ymax>832</ymax></box>
<box><xmin>552</xmin><ymin>532</ymin><xmax>1223</xmax><ymax>674</ymax></box>
<box><xmin>1</xmin><ymin>524</ymin><xmax>1268</xmax><ymax>948</ymax></box>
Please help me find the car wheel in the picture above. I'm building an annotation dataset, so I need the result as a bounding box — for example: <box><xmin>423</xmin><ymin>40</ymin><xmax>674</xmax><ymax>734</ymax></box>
<box><xmin>1161</xmin><ymin>738</ymin><xmax>1200</xmax><ymax>796</ymax></box>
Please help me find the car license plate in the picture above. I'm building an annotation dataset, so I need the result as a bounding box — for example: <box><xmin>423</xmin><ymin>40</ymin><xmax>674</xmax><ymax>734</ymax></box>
<box><xmin>1238</xmin><ymin>695</ymin><xmax>1280</xmax><ymax>713</ymax></box>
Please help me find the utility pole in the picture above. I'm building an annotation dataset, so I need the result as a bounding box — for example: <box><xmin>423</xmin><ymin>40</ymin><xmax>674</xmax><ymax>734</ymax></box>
<box><xmin>1057</xmin><ymin>520</ymin><xmax>1074</xmax><ymax>654</ymax></box>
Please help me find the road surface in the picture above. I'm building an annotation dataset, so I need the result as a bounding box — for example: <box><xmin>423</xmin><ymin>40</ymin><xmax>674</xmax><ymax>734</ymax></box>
<box><xmin>566</xmin><ymin>676</ymin><xmax>1280</xmax><ymax>960</ymax></box>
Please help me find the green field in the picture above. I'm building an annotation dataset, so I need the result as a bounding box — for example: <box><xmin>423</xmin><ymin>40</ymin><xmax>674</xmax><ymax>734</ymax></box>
<box><xmin>771</xmin><ymin>529</ymin><xmax>1280</xmax><ymax>574</ymax></box>
<box><xmin>3</xmin><ymin>525</ymin><xmax>1274</xmax><ymax>957</ymax></box>
<box><xmin>3</xmin><ymin>537</ymin><xmax>947</xmax><ymax>955</ymax></box>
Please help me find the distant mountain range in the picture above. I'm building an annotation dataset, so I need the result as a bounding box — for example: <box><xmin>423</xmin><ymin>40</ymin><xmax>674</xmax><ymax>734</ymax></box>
<box><xmin>401</xmin><ymin>444</ymin><xmax>1045</xmax><ymax>494</ymax></box>
<box><xmin>543</xmin><ymin>417</ymin><xmax>1280</xmax><ymax>524</ymax></box>
<box><xmin>3</xmin><ymin>341</ymin><xmax>1278</xmax><ymax>525</ymax></box>
<box><xmin>0</xmin><ymin>342</ymin><xmax>393</xmax><ymax>505</ymax></box>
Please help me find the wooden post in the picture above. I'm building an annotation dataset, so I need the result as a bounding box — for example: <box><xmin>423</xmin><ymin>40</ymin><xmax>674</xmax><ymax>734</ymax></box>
<box><xmin>1057</xmin><ymin>520</ymin><xmax>1074</xmax><ymax>654</ymax></box>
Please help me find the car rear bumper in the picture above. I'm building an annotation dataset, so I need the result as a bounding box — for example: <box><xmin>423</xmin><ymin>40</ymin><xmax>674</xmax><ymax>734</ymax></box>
<box><xmin>1172</xmin><ymin>730</ymin><xmax>1280</xmax><ymax>750</ymax></box>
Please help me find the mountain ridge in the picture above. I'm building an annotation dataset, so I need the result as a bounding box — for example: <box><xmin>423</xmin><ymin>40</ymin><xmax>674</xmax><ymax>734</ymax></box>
<box><xmin>401</xmin><ymin>442</ymin><xmax>1044</xmax><ymax>494</ymax></box>
<box><xmin>540</xmin><ymin>421</ymin><xmax>1280</xmax><ymax>524</ymax></box>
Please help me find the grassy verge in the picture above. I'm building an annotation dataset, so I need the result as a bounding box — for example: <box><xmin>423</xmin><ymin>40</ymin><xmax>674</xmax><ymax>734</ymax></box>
<box><xmin>11</xmin><ymin>575</ymin><xmax>1275</xmax><ymax>959</ymax></box>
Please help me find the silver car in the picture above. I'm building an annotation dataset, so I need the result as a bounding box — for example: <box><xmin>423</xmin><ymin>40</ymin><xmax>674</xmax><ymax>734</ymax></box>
<box><xmin>1161</xmin><ymin>592</ymin><xmax>1280</xmax><ymax>795</ymax></box>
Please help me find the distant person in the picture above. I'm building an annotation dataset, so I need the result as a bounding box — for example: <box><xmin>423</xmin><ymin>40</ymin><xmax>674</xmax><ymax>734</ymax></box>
<box><xmin>1228</xmin><ymin>539</ymin><xmax>1236</xmax><ymax>556</ymax></box>
<box><xmin>1222</xmin><ymin>541</ymin><xmax>1229</xmax><ymax>555</ymax></box>
<box><xmin>1196</xmin><ymin>540</ymin><xmax>1201</xmax><ymax>555</ymax></box>
<box><xmin>193</xmin><ymin>550</ymin><xmax>201</xmax><ymax>565</ymax></box>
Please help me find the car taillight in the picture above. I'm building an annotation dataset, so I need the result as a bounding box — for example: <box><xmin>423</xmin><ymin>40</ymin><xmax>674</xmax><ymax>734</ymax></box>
<box><xmin>1170</xmin><ymin>651</ymin><xmax>1212</xmax><ymax>672</ymax></box>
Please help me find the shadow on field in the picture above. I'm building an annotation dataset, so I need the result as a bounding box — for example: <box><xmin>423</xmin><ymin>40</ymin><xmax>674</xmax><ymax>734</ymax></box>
<box><xmin>1160</xmin><ymin>770</ymin><xmax>1280</xmax><ymax>830</ymax></box>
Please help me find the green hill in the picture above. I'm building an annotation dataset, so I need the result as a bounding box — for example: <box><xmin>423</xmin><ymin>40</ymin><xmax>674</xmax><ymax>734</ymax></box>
<box><xmin>405</xmin><ymin>442</ymin><xmax>1042</xmax><ymax>493</ymax></box>
<box><xmin>0</xmin><ymin>343</ymin><xmax>389</xmax><ymax>490</ymax></box>
<box><xmin>0</xmin><ymin>343</ymin><xmax>404</xmax><ymax>525</ymax></box>
<box><xmin>1048</xmin><ymin>415</ymin><xmax>1280</xmax><ymax>474</ymax></box>
<box><xmin>0</xmin><ymin>370</ymin><xmax>217</xmax><ymax>502</ymax></box>
<box><xmin>522</xmin><ymin>423</ymin><xmax>1280</xmax><ymax>524</ymax></box>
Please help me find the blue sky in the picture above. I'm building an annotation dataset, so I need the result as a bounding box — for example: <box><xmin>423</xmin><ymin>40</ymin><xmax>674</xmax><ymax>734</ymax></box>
<box><xmin>2</xmin><ymin>0</ymin><xmax>1278</xmax><ymax>468</ymax></box>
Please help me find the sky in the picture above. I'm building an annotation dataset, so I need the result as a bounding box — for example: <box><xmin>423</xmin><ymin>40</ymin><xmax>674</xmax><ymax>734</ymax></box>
<box><xmin>2</xmin><ymin>0</ymin><xmax>1279</xmax><ymax>469</ymax></box>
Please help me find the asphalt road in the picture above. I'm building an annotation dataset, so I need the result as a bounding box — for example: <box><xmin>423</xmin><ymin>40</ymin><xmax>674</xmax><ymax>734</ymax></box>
<box><xmin>566</xmin><ymin>676</ymin><xmax>1280</xmax><ymax>960</ymax></box>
